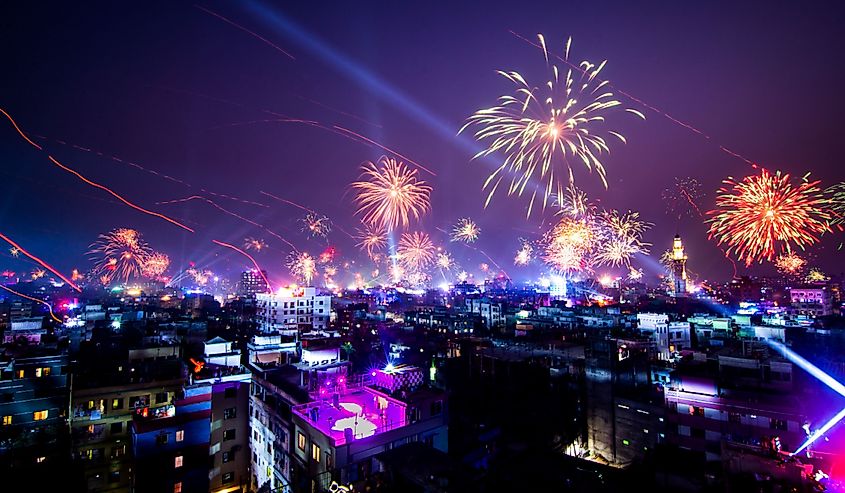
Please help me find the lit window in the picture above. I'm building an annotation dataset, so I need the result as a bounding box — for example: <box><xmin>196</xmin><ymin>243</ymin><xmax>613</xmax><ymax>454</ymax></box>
<box><xmin>2</xmin><ymin>415</ymin><xmax>11</xmax><ymax>425</ymax></box>
<box><xmin>173</xmin><ymin>482</ymin><xmax>182</xmax><ymax>493</ymax></box>
<box><xmin>176</xmin><ymin>430</ymin><xmax>184</xmax><ymax>442</ymax></box>
<box><xmin>33</xmin><ymin>410</ymin><xmax>48</xmax><ymax>421</ymax></box>
<box><xmin>16</xmin><ymin>369</ymin><xmax>24</xmax><ymax>379</ymax></box>
<box><xmin>36</xmin><ymin>456</ymin><xmax>46</xmax><ymax>463</ymax></box>
<box><xmin>297</xmin><ymin>432</ymin><xmax>306</xmax><ymax>451</ymax></box>
<box><xmin>174</xmin><ymin>455</ymin><xmax>183</xmax><ymax>468</ymax></box>
<box><xmin>311</xmin><ymin>443</ymin><xmax>321</xmax><ymax>461</ymax></box>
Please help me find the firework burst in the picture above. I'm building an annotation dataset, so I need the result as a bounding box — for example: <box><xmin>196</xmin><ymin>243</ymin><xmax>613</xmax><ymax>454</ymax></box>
<box><xmin>435</xmin><ymin>252</ymin><xmax>457</xmax><ymax>275</ymax></box>
<box><xmin>774</xmin><ymin>253</ymin><xmax>807</xmax><ymax>277</ymax></box>
<box><xmin>805</xmin><ymin>267</ymin><xmax>830</xmax><ymax>283</ymax></box>
<box><xmin>9</xmin><ymin>247</ymin><xmax>19</xmax><ymax>258</ymax></box>
<box><xmin>301</xmin><ymin>212</ymin><xmax>332</xmax><ymax>238</ymax></box>
<box><xmin>352</xmin><ymin>156</ymin><xmax>432</xmax><ymax>231</ymax></box>
<box><xmin>287</xmin><ymin>251</ymin><xmax>317</xmax><ymax>285</ymax></box>
<box><xmin>355</xmin><ymin>224</ymin><xmax>387</xmax><ymax>258</ymax></box>
<box><xmin>244</xmin><ymin>237</ymin><xmax>268</xmax><ymax>252</ymax></box>
<box><xmin>88</xmin><ymin>228</ymin><xmax>152</xmax><ymax>283</ymax></box>
<box><xmin>461</xmin><ymin>35</ymin><xmax>644</xmax><ymax>216</ymax></box>
<box><xmin>397</xmin><ymin>232</ymin><xmax>436</xmax><ymax>272</ymax></box>
<box><xmin>141</xmin><ymin>252</ymin><xmax>170</xmax><ymax>279</ymax></box>
<box><xmin>541</xmin><ymin>217</ymin><xmax>599</xmax><ymax>274</ymax></box>
<box><xmin>514</xmin><ymin>240</ymin><xmax>534</xmax><ymax>266</ymax></box>
<box><xmin>594</xmin><ymin>210</ymin><xmax>651</xmax><ymax>267</ymax></box>
<box><xmin>450</xmin><ymin>218</ymin><xmax>481</xmax><ymax>243</ymax></box>
<box><xmin>556</xmin><ymin>183</ymin><xmax>594</xmax><ymax>218</ymax></box>
<box><xmin>627</xmin><ymin>267</ymin><xmax>644</xmax><ymax>281</ymax></box>
<box><xmin>188</xmin><ymin>268</ymin><xmax>213</xmax><ymax>286</ymax></box>
<box><xmin>708</xmin><ymin>169</ymin><xmax>832</xmax><ymax>266</ymax></box>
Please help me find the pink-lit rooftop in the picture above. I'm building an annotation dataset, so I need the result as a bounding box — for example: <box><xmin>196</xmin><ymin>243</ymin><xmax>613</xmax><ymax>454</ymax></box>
<box><xmin>293</xmin><ymin>386</ymin><xmax>407</xmax><ymax>445</ymax></box>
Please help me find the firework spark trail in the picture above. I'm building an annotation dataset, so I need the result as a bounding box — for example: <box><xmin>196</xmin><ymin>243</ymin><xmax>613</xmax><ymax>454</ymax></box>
<box><xmin>0</xmin><ymin>284</ymin><xmax>62</xmax><ymax>323</ymax></box>
<box><xmin>156</xmin><ymin>195</ymin><xmax>297</xmax><ymax>249</ymax></box>
<box><xmin>194</xmin><ymin>4</ymin><xmax>295</xmax><ymax>60</ymax></box>
<box><xmin>211</xmin><ymin>239</ymin><xmax>272</xmax><ymax>290</ymax></box>
<box><xmin>0</xmin><ymin>108</ymin><xmax>43</xmax><ymax>150</ymax></box>
<box><xmin>260</xmin><ymin>191</ymin><xmax>355</xmax><ymax>239</ymax></box>
<box><xmin>2</xmin><ymin>107</ymin><xmax>196</xmax><ymax>233</ymax></box>
<box><xmin>47</xmin><ymin>156</ymin><xmax>195</xmax><ymax>232</ymax></box>
<box><xmin>509</xmin><ymin>31</ymin><xmax>758</xmax><ymax>168</ymax></box>
<box><xmin>294</xmin><ymin>94</ymin><xmax>383</xmax><ymax>129</ymax></box>
<box><xmin>0</xmin><ymin>232</ymin><xmax>81</xmax><ymax>292</ymax></box>
<box><xmin>209</xmin><ymin>114</ymin><xmax>435</xmax><ymax>177</ymax></box>
<box><xmin>331</xmin><ymin>125</ymin><xmax>436</xmax><ymax>177</ymax></box>
<box><xmin>32</xmin><ymin>132</ymin><xmax>270</xmax><ymax>208</ymax></box>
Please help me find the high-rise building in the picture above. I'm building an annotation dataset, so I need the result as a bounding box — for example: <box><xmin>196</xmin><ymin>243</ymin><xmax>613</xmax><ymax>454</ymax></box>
<box><xmin>256</xmin><ymin>287</ymin><xmax>331</xmax><ymax>335</ymax></box>
<box><xmin>238</xmin><ymin>269</ymin><xmax>269</xmax><ymax>297</ymax></box>
<box><xmin>670</xmin><ymin>235</ymin><xmax>688</xmax><ymax>297</ymax></box>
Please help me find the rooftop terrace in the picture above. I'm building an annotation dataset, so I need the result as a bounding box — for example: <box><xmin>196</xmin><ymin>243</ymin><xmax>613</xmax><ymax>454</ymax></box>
<box><xmin>293</xmin><ymin>384</ymin><xmax>407</xmax><ymax>446</ymax></box>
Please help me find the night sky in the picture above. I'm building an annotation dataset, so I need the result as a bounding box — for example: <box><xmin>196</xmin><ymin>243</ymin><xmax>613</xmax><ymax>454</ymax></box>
<box><xmin>2</xmin><ymin>1</ymin><xmax>844</xmax><ymax>285</ymax></box>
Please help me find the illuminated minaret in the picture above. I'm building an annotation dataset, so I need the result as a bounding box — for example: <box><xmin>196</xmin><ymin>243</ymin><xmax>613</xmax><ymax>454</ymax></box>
<box><xmin>671</xmin><ymin>235</ymin><xmax>688</xmax><ymax>297</ymax></box>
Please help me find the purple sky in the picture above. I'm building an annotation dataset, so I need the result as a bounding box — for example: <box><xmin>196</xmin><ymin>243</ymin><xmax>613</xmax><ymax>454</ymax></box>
<box><xmin>2</xmin><ymin>1</ymin><xmax>844</xmax><ymax>285</ymax></box>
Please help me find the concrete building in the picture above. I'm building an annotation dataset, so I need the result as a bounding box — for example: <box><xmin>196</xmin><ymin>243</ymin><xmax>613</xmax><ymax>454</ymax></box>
<box><xmin>257</xmin><ymin>287</ymin><xmax>331</xmax><ymax>334</ymax></box>
<box><xmin>789</xmin><ymin>286</ymin><xmax>833</xmax><ymax>317</ymax></box>
<box><xmin>204</xmin><ymin>337</ymin><xmax>241</xmax><ymax>367</ymax></box>
<box><xmin>637</xmin><ymin>313</ymin><xmax>691</xmax><ymax>360</ymax></box>
<box><xmin>289</xmin><ymin>366</ymin><xmax>447</xmax><ymax>492</ymax></box>
<box><xmin>0</xmin><ymin>352</ymin><xmax>69</xmax><ymax>473</ymax></box>
<box><xmin>238</xmin><ymin>269</ymin><xmax>269</xmax><ymax>297</ymax></box>
<box><xmin>464</xmin><ymin>298</ymin><xmax>504</xmax><ymax>329</ymax></box>
<box><xmin>71</xmin><ymin>357</ymin><xmax>185</xmax><ymax>492</ymax></box>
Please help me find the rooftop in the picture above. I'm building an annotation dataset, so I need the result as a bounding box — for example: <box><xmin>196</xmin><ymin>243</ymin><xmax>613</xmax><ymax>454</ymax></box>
<box><xmin>293</xmin><ymin>384</ymin><xmax>407</xmax><ymax>446</ymax></box>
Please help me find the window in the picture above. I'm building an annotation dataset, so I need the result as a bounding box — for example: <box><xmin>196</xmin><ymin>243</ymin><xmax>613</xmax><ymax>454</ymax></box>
<box><xmin>33</xmin><ymin>410</ymin><xmax>48</xmax><ymax>421</ymax></box>
<box><xmin>157</xmin><ymin>433</ymin><xmax>169</xmax><ymax>445</ymax></box>
<box><xmin>222</xmin><ymin>472</ymin><xmax>234</xmax><ymax>484</ymax></box>
<box><xmin>16</xmin><ymin>369</ymin><xmax>24</xmax><ymax>379</ymax></box>
<box><xmin>35</xmin><ymin>367</ymin><xmax>51</xmax><ymax>377</ymax></box>
<box><xmin>129</xmin><ymin>395</ymin><xmax>149</xmax><ymax>409</ymax></box>
<box><xmin>691</xmin><ymin>427</ymin><xmax>705</xmax><ymax>439</ymax></box>
<box><xmin>2</xmin><ymin>415</ymin><xmax>11</xmax><ymax>425</ymax></box>
<box><xmin>297</xmin><ymin>432</ymin><xmax>306</xmax><ymax>451</ymax></box>
<box><xmin>224</xmin><ymin>407</ymin><xmax>237</xmax><ymax>420</ymax></box>
<box><xmin>224</xmin><ymin>387</ymin><xmax>237</xmax><ymax>398</ymax></box>
<box><xmin>110</xmin><ymin>422</ymin><xmax>122</xmax><ymax>434</ymax></box>
<box><xmin>325</xmin><ymin>452</ymin><xmax>332</xmax><ymax>470</ymax></box>
<box><xmin>112</xmin><ymin>398</ymin><xmax>124</xmax><ymax>410</ymax></box>
<box><xmin>109</xmin><ymin>470</ymin><xmax>120</xmax><ymax>483</ymax></box>
<box><xmin>728</xmin><ymin>412</ymin><xmax>741</xmax><ymax>424</ymax></box>
<box><xmin>174</xmin><ymin>455</ymin><xmax>183</xmax><ymax>468</ymax></box>
<box><xmin>223</xmin><ymin>429</ymin><xmax>236</xmax><ymax>441</ymax></box>
<box><xmin>770</xmin><ymin>418</ymin><xmax>788</xmax><ymax>431</ymax></box>
<box><xmin>111</xmin><ymin>444</ymin><xmax>126</xmax><ymax>459</ymax></box>
<box><xmin>176</xmin><ymin>430</ymin><xmax>184</xmax><ymax>442</ymax></box>
<box><xmin>174</xmin><ymin>482</ymin><xmax>183</xmax><ymax>493</ymax></box>
<box><xmin>311</xmin><ymin>443</ymin><xmax>321</xmax><ymax>462</ymax></box>
<box><xmin>689</xmin><ymin>406</ymin><xmax>704</xmax><ymax>417</ymax></box>
<box><xmin>430</xmin><ymin>400</ymin><xmax>443</xmax><ymax>416</ymax></box>
<box><xmin>223</xmin><ymin>451</ymin><xmax>232</xmax><ymax>463</ymax></box>
<box><xmin>155</xmin><ymin>392</ymin><xmax>168</xmax><ymax>404</ymax></box>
